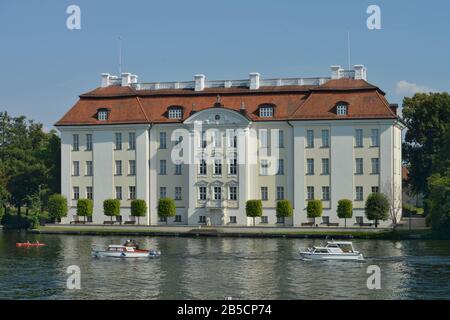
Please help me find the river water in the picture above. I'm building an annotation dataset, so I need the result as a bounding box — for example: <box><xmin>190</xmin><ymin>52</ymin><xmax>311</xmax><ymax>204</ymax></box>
<box><xmin>0</xmin><ymin>230</ymin><xmax>449</xmax><ymax>300</ymax></box>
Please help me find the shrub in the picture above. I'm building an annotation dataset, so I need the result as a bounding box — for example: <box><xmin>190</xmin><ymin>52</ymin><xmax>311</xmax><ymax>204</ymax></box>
<box><xmin>48</xmin><ymin>194</ymin><xmax>68</xmax><ymax>223</ymax></box>
<box><xmin>365</xmin><ymin>193</ymin><xmax>390</xmax><ymax>227</ymax></box>
<box><xmin>0</xmin><ymin>206</ymin><xmax>4</xmax><ymax>224</ymax></box>
<box><xmin>307</xmin><ymin>200</ymin><xmax>323</xmax><ymax>226</ymax></box>
<box><xmin>246</xmin><ymin>200</ymin><xmax>262</xmax><ymax>226</ymax></box>
<box><xmin>103</xmin><ymin>199</ymin><xmax>120</xmax><ymax>222</ymax></box>
<box><xmin>276</xmin><ymin>200</ymin><xmax>293</xmax><ymax>222</ymax></box>
<box><xmin>337</xmin><ymin>199</ymin><xmax>353</xmax><ymax>228</ymax></box>
<box><xmin>77</xmin><ymin>199</ymin><xmax>93</xmax><ymax>222</ymax></box>
<box><xmin>157</xmin><ymin>198</ymin><xmax>176</xmax><ymax>224</ymax></box>
<box><xmin>131</xmin><ymin>199</ymin><xmax>147</xmax><ymax>224</ymax></box>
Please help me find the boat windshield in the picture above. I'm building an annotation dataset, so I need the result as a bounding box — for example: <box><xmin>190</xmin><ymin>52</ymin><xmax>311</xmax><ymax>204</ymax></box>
<box><xmin>337</xmin><ymin>244</ymin><xmax>354</xmax><ymax>253</ymax></box>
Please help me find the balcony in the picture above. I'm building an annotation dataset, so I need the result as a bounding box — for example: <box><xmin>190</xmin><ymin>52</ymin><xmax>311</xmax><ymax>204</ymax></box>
<box><xmin>206</xmin><ymin>199</ymin><xmax>227</xmax><ymax>208</ymax></box>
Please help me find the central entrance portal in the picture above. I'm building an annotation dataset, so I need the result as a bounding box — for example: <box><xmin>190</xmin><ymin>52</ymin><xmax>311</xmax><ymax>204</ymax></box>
<box><xmin>207</xmin><ymin>208</ymin><xmax>226</xmax><ymax>226</ymax></box>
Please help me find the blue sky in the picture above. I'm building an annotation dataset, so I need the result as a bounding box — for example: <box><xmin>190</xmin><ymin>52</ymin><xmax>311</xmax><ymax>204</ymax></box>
<box><xmin>0</xmin><ymin>0</ymin><xmax>449</xmax><ymax>130</ymax></box>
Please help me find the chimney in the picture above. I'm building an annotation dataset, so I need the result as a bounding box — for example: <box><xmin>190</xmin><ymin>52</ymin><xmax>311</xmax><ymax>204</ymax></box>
<box><xmin>121</xmin><ymin>72</ymin><xmax>131</xmax><ymax>86</ymax></box>
<box><xmin>390</xmin><ymin>103</ymin><xmax>398</xmax><ymax>115</ymax></box>
<box><xmin>330</xmin><ymin>66</ymin><xmax>342</xmax><ymax>80</ymax></box>
<box><xmin>353</xmin><ymin>65</ymin><xmax>367</xmax><ymax>80</ymax></box>
<box><xmin>239</xmin><ymin>101</ymin><xmax>247</xmax><ymax>116</ymax></box>
<box><xmin>101</xmin><ymin>73</ymin><xmax>110</xmax><ymax>87</ymax></box>
<box><xmin>194</xmin><ymin>74</ymin><xmax>205</xmax><ymax>91</ymax></box>
<box><xmin>130</xmin><ymin>74</ymin><xmax>138</xmax><ymax>84</ymax></box>
<box><xmin>249</xmin><ymin>72</ymin><xmax>260</xmax><ymax>90</ymax></box>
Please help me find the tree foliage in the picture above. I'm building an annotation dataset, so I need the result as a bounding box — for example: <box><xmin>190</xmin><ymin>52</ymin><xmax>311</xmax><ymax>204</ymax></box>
<box><xmin>307</xmin><ymin>200</ymin><xmax>323</xmax><ymax>225</ymax></box>
<box><xmin>77</xmin><ymin>199</ymin><xmax>93</xmax><ymax>222</ymax></box>
<box><xmin>157</xmin><ymin>198</ymin><xmax>176</xmax><ymax>224</ymax></box>
<box><xmin>337</xmin><ymin>199</ymin><xmax>353</xmax><ymax>228</ymax></box>
<box><xmin>365</xmin><ymin>193</ymin><xmax>390</xmax><ymax>227</ymax></box>
<box><xmin>48</xmin><ymin>194</ymin><xmax>68</xmax><ymax>222</ymax></box>
<box><xmin>276</xmin><ymin>200</ymin><xmax>293</xmax><ymax>218</ymax></box>
<box><xmin>426</xmin><ymin>171</ymin><xmax>450</xmax><ymax>232</ymax></box>
<box><xmin>246</xmin><ymin>200</ymin><xmax>262</xmax><ymax>226</ymax></box>
<box><xmin>103</xmin><ymin>199</ymin><xmax>120</xmax><ymax>221</ymax></box>
<box><xmin>131</xmin><ymin>199</ymin><xmax>147</xmax><ymax>224</ymax></box>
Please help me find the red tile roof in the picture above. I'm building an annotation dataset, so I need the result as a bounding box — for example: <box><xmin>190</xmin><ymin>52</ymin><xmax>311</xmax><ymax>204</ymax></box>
<box><xmin>55</xmin><ymin>79</ymin><xmax>398</xmax><ymax>126</ymax></box>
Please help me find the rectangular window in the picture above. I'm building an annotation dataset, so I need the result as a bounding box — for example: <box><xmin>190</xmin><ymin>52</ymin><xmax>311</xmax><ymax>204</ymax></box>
<box><xmin>115</xmin><ymin>186</ymin><xmax>122</xmax><ymax>200</ymax></box>
<box><xmin>160</xmin><ymin>187</ymin><xmax>166</xmax><ymax>199</ymax></box>
<box><xmin>168</xmin><ymin>108</ymin><xmax>182</xmax><ymax>119</ymax></box>
<box><xmin>229</xmin><ymin>216</ymin><xmax>237</xmax><ymax>224</ymax></box>
<box><xmin>261</xmin><ymin>187</ymin><xmax>268</xmax><ymax>201</ymax></box>
<box><xmin>355</xmin><ymin>129</ymin><xmax>363</xmax><ymax>147</ymax></box>
<box><xmin>356</xmin><ymin>186</ymin><xmax>364</xmax><ymax>201</ymax></box>
<box><xmin>159</xmin><ymin>132</ymin><xmax>167</xmax><ymax>149</ymax></box>
<box><xmin>322</xmin><ymin>216</ymin><xmax>330</xmax><ymax>224</ymax></box>
<box><xmin>199</xmin><ymin>216</ymin><xmax>206</xmax><ymax>223</ymax></box>
<box><xmin>73</xmin><ymin>187</ymin><xmax>79</xmax><ymax>200</ymax></box>
<box><xmin>321</xmin><ymin>158</ymin><xmax>329</xmax><ymax>175</ymax></box>
<box><xmin>372</xmin><ymin>186</ymin><xmax>379</xmax><ymax>193</ymax></box>
<box><xmin>128</xmin><ymin>132</ymin><xmax>136</xmax><ymax>150</ymax></box>
<box><xmin>371</xmin><ymin>158</ymin><xmax>380</xmax><ymax>174</ymax></box>
<box><xmin>229</xmin><ymin>158</ymin><xmax>237</xmax><ymax>175</ymax></box>
<box><xmin>86</xmin><ymin>186</ymin><xmax>93</xmax><ymax>200</ymax></box>
<box><xmin>276</xmin><ymin>186</ymin><xmax>285</xmax><ymax>200</ymax></box>
<box><xmin>278</xmin><ymin>130</ymin><xmax>284</xmax><ymax>148</ymax></box>
<box><xmin>199</xmin><ymin>159</ymin><xmax>207</xmax><ymax>175</ymax></box>
<box><xmin>72</xmin><ymin>134</ymin><xmax>79</xmax><ymax>151</ymax></box>
<box><xmin>355</xmin><ymin>158</ymin><xmax>364</xmax><ymax>174</ymax></box>
<box><xmin>115</xmin><ymin>133</ymin><xmax>122</xmax><ymax>150</ymax></box>
<box><xmin>213</xmin><ymin>130</ymin><xmax>222</xmax><ymax>148</ymax></box>
<box><xmin>174</xmin><ymin>215</ymin><xmax>182</xmax><ymax>223</ymax></box>
<box><xmin>214</xmin><ymin>159</ymin><xmax>222</xmax><ymax>175</ymax></box>
<box><xmin>160</xmin><ymin>160</ymin><xmax>167</xmax><ymax>175</ymax></box>
<box><xmin>214</xmin><ymin>187</ymin><xmax>222</xmax><ymax>200</ymax></box>
<box><xmin>159</xmin><ymin>216</ymin><xmax>167</xmax><ymax>223</ymax></box>
<box><xmin>129</xmin><ymin>186</ymin><xmax>136</xmax><ymax>200</ymax></box>
<box><xmin>175</xmin><ymin>187</ymin><xmax>182</xmax><ymax>200</ymax></box>
<box><xmin>321</xmin><ymin>129</ymin><xmax>329</xmax><ymax>147</ymax></box>
<box><xmin>277</xmin><ymin>216</ymin><xmax>285</xmax><ymax>224</ymax></box>
<box><xmin>307</xmin><ymin>159</ymin><xmax>314</xmax><ymax>175</ymax></box>
<box><xmin>86</xmin><ymin>134</ymin><xmax>92</xmax><ymax>151</ymax></box>
<box><xmin>115</xmin><ymin>160</ymin><xmax>122</xmax><ymax>176</ymax></box>
<box><xmin>259</xmin><ymin>106</ymin><xmax>273</xmax><ymax>117</ymax></box>
<box><xmin>174</xmin><ymin>164</ymin><xmax>182</xmax><ymax>175</ymax></box>
<box><xmin>229</xmin><ymin>186</ymin><xmax>237</xmax><ymax>201</ymax></box>
<box><xmin>260</xmin><ymin>159</ymin><xmax>269</xmax><ymax>176</ymax></box>
<box><xmin>306</xmin><ymin>130</ymin><xmax>314</xmax><ymax>148</ymax></box>
<box><xmin>129</xmin><ymin>160</ymin><xmax>136</xmax><ymax>175</ymax></box>
<box><xmin>261</xmin><ymin>216</ymin><xmax>268</xmax><ymax>224</ymax></box>
<box><xmin>277</xmin><ymin>159</ymin><xmax>284</xmax><ymax>175</ymax></box>
<box><xmin>322</xmin><ymin>186</ymin><xmax>330</xmax><ymax>201</ymax></box>
<box><xmin>307</xmin><ymin>186</ymin><xmax>314</xmax><ymax>200</ymax></box>
<box><xmin>200</xmin><ymin>130</ymin><xmax>207</xmax><ymax>148</ymax></box>
<box><xmin>228</xmin><ymin>130</ymin><xmax>237</xmax><ymax>148</ymax></box>
<box><xmin>199</xmin><ymin>186</ymin><xmax>207</xmax><ymax>200</ymax></box>
<box><xmin>86</xmin><ymin>161</ymin><xmax>93</xmax><ymax>176</ymax></box>
<box><xmin>371</xmin><ymin>129</ymin><xmax>379</xmax><ymax>147</ymax></box>
<box><xmin>259</xmin><ymin>130</ymin><xmax>268</xmax><ymax>149</ymax></box>
<box><xmin>72</xmin><ymin>161</ymin><xmax>80</xmax><ymax>176</ymax></box>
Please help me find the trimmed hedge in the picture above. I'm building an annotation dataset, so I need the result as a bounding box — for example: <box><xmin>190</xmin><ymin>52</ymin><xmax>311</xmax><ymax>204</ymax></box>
<box><xmin>103</xmin><ymin>199</ymin><xmax>120</xmax><ymax>221</ymax></box>
<box><xmin>246</xmin><ymin>200</ymin><xmax>262</xmax><ymax>226</ymax></box>
<box><xmin>276</xmin><ymin>200</ymin><xmax>293</xmax><ymax>218</ymax></box>
<box><xmin>337</xmin><ymin>199</ymin><xmax>353</xmax><ymax>228</ymax></box>
<box><xmin>131</xmin><ymin>199</ymin><xmax>147</xmax><ymax>224</ymax></box>
<box><xmin>403</xmin><ymin>203</ymin><xmax>424</xmax><ymax>216</ymax></box>
<box><xmin>365</xmin><ymin>192</ymin><xmax>390</xmax><ymax>227</ymax></box>
<box><xmin>307</xmin><ymin>200</ymin><xmax>323</xmax><ymax>225</ymax></box>
<box><xmin>77</xmin><ymin>199</ymin><xmax>93</xmax><ymax>222</ymax></box>
<box><xmin>157</xmin><ymin>198</ymin><xmax>176</xmax><ymax>224</ymax></box>
<box><xmin>48</xmin><ymin>194</ymin><xmax>68</xmax><ymax>223</ymax></box>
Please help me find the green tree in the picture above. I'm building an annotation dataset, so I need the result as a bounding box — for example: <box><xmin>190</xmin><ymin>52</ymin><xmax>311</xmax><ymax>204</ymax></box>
<box><xmin>25</xmin><ymin>193</ymin><xmax>41</xmax><ymax>229</ymax></box>
<box><xmin>103</xmin><ymin>199</ymin><xmax>120</xmax><ymax>222</ymax></box>
<box><xmin>131</xmin><ymin>199</ymin><xmax>147</xmax><ymax>224</ymax></box>
<box><xmin>246</xmin><ymin>200</ymin><xmax>262</xmax><ymax>226</ymax></box>
<box><xmin>426</xmin><ymin>171</ymin><xmax>450</xmax><ymax>232</ymax></box>
<box><xmin>77</xmin><ymin>199</ymin><xmax>93</xmax><ymax>223</ymax></box>
<box><xmin>402</xmin><ymin>93</ymin><xmax>450</xmax><ymax>198</ymax></box>
<box><xmin>337</xmin><ymin>199</ymin><xmax>353</xmax><ymax>228</ymax></box>
<box><xmin>307</xmin><ymin>200</ymin><xmax>323</xmax><ymax>226</ymax></box>
<box><xmin>365</xmin><ymin>193</ymin><xmax>390</xmax><ymax>227</ymax></box>
<box><xmin>48</xmin><ymin>194</ymin><xmax>68</xmax><ymax>223</ymax></box>
<box><xmin>276</xmin><ymin>200</ymin><xmax>293</xmax><ymax>225</ymax></box>
<box><xmin>157</xmin><ymin>198</ymin><xmax>176</xmax><ymax>224</ymax></box>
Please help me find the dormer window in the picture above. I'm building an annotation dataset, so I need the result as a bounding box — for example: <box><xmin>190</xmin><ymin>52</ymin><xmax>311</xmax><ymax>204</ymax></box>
<box><xmin>168</xmin><ymin>106</ymin><xmax>183</xmax><ymax>119</ymax></box>
<box><xmin>259</xmin><ymin>105</ymin><xmax>274</xmax><ymax>117</ymax></box>
<box><xmin>336</xmin><ymin>103</ymin><xmax>348</xmax><ymax>115</ymax></box>
<box><xmin>97</xmin><ymin>109</ymin><xmax>109</xmax><ymax>121</ymax></box>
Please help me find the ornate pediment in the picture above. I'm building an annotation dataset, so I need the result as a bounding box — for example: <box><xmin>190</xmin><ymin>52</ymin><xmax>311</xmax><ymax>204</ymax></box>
<box><xmin>184</xmin><ymin>107</ymin><xmax>250</xmax><ymax>126</ymax></box>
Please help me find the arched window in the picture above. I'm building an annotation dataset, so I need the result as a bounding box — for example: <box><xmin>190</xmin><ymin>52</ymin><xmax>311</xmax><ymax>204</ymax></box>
<box><xmin>97</xmin><ymin>108</ymin><xmax>109</xmax><ymax>121</ymax></box>
<box><xmin>336</xmin><ymin>102</ymin><xmax>348</xmax><ymax>115</ymax></box>
<box><xmin>259</xmin><ymin>104</ymin><xmax>275</xmax><ymax>117</ymax></box>
<box><xmin>168</xmin><ymin>106</ymin><xmax>183</xmax><ymax>119</ymax></box>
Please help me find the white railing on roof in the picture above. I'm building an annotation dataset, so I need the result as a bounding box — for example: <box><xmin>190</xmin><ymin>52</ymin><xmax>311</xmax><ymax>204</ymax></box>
<box><xmin>338</xmin><ymin>70</ymin><xmax>355</xmax><ymax>79</ymax></box>
<box><xmin>132</xmin><ymin>77</ymin><xmax>330</xmax><ymax>91</ymax></box>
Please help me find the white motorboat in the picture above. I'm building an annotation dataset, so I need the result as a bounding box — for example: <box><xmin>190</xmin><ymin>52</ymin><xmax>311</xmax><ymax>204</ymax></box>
<box><xmin>299</xmin><ymin>241</ymin><xmax>364</xmax><ymax>261</ymax></box>
<box><xmin>92</xmin><ymin>240</ymin><xmax>161</xmax><ymax>258</ymax></box>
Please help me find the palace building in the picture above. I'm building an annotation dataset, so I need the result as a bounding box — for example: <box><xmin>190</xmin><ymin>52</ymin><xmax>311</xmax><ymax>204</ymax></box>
<box><xmin>55</xmin><ymin>65</ymin><xmax>403</xmax><ymax>227</ymax></box>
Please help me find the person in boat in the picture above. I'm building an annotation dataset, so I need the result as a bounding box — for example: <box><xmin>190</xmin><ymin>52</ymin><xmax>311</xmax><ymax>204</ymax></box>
<box><xmin>123</xmin><ymin>239</ymin><xmax>139</xmax><ymax>249</ymax></box>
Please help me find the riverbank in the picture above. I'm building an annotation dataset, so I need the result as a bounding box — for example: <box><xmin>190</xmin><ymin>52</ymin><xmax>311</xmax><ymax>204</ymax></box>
<box><xmin>27</xmin><ymin>224</ymin><xmax>444</xmax><ymax>240</ymax></box>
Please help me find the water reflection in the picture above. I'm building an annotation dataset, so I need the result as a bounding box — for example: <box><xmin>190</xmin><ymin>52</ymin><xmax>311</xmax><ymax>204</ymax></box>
<box><xmin>0</xmin><ymin>231</ymin><xmax>449</xmax><ymax>300</ymax></box>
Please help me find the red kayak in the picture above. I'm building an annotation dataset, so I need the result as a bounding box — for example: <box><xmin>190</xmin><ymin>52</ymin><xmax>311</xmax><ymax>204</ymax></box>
<box><xmin>16</xmin><ymin>242</ymin><xmax>46</xmax><ymax>247</ymax></box>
